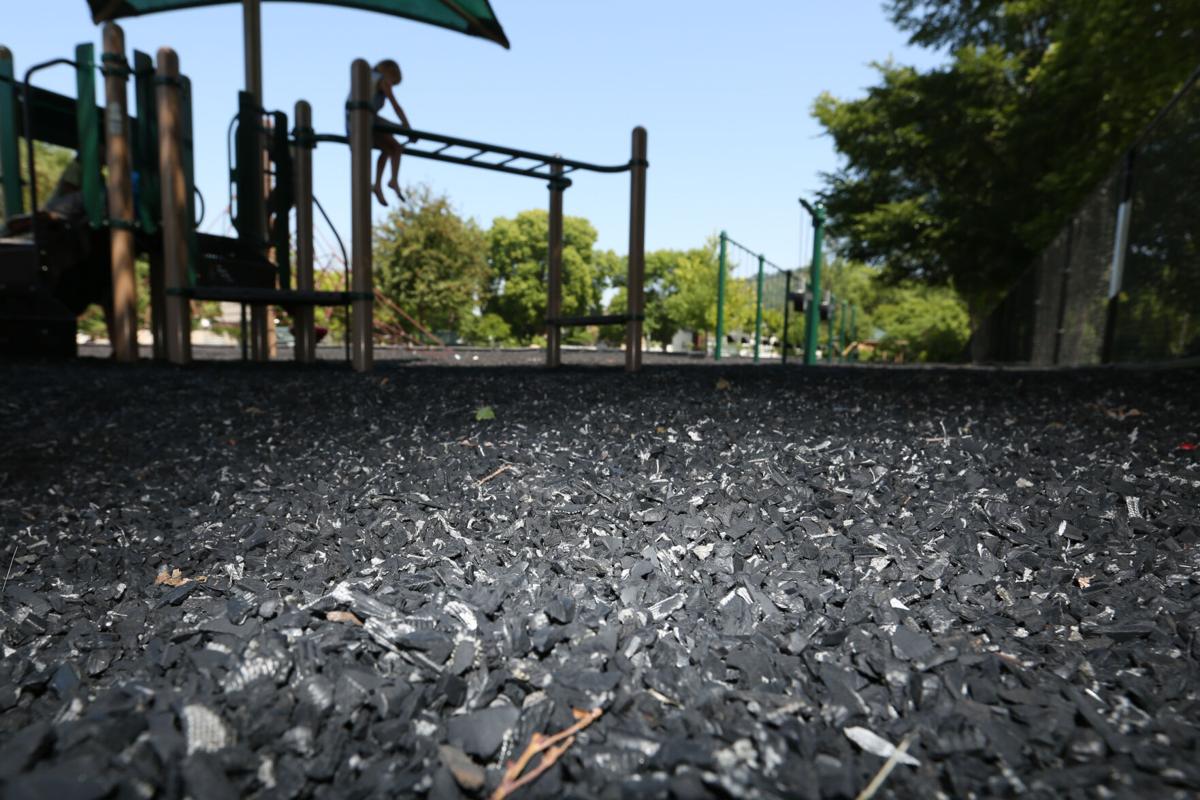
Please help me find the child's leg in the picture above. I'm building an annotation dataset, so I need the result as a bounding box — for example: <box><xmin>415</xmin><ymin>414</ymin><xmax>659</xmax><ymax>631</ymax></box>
<box><xmin>371</xmin><ymin>134</ymin><xmax>391</xmax><ymax>205</ymax></box>
<box><xmin>387</xmin><ymin>139</ymin><xmax>404</xmax><ymax>201</ymax></box>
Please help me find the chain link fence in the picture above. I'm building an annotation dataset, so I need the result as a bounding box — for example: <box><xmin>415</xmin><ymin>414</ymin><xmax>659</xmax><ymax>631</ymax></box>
<box><xmin>972</xmin><ymin>66</ymin><xmax>1199</xmax><ymax>366</ymax></box>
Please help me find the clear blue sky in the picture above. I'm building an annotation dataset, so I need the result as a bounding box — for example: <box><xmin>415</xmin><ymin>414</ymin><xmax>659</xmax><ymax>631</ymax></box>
<box><xmin>7</xmin><ymin>1</ymin><xmax>944</xmax><ymax>274</ymax></box>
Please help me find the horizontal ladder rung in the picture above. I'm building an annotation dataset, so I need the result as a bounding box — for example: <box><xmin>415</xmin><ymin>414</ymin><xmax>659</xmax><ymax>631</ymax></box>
<box><xmin>546</xmin><ymin>313</ymin><xmax>643</xmax><ymax>327</ymax></box>
<box><xmin>170</xmin><ymin>287</ymin><xmax>371</xmax><ymax>305</ymax></box>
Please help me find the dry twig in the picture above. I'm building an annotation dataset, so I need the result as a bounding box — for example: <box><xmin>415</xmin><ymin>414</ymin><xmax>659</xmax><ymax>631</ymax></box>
<box><xmin>2</xmin><ymin>544</ymin><xmax>17</xmax><ymax>599</ymax></box>
<box><xmin>326</xmin><ymin>610</ymin><xmax>364</xmax><ymax>626</ymax></box>
<box><xmin>855</xmin><ymin>734</ymin><xmax>915</xmax><ymax>800</ymax></box>
<box><xmin>491</xmin><ymin>707</ymin><xmax>603</xmax><ymax>800</ymax></box>
<box><xmin>477</xmin><ymin>463</ymin><xmax>514</xmax><ymax>487</ymax></box>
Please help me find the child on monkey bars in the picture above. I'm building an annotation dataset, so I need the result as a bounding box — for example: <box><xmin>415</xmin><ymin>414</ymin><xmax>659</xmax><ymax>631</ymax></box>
<box><xmin>349</xmin><ymin>58</ymin><xmax>410</xmax><ymax>205</ymax></box>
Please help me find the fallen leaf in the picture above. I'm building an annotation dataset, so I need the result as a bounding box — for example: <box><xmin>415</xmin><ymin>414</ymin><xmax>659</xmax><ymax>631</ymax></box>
<box><xmin>844</xmin><ymin>726</ymin><xmax>921</xmax><ymax>767</ymax></box>
<box><xmin>475</xmin><ymin>406</ymin><xmax>496</xmax><ymax>421</ymax></box>
<box><xmin>1076</xmin><ymin>575</ymin><xmax>1091</xmax><ymax>589</ymax></box>
<box><xmin>716</xmin><ymin>377</ymin><xmax>732</xmax><ymax>391</ymax></box>
<box><xmin>154</xmin><ymin>568</ymin><xmax>206</xmax><ymax>587</ymax></box>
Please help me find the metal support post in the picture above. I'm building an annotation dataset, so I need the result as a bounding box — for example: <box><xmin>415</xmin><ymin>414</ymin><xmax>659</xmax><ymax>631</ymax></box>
<box><xmin>782</xmin><ymin>270</ymin><xmax>792</xmax><ymax>366</ymax></box>
<box><xmin>715</xmin><ymin>231</ymin><xmax>727</xmax><ymax>360</ymax></box>
<box><xmin>102</xmin><ymin>25</ymin><xmax>138</xmax><ymax>362</ymax></box>
<box><xmin>838</xmin><ymin>300</ymin><xmax>847</xmax><ymax>362</ymax></box>
<box><xmin>546</xmin><ymin>161</ymin><xmax>564</xmax><ymax>368</ymax></box>
<box><xmin>827</xmin><ymin>294</ymin><xmax>835</xmax><ymax>364</ymax></box>
<box><xmin>294</xmin><ymin>100</ymin><xmax>316</xmax><ymax>363</ymax></box>
<box><xmin>0</xmin><ymin>47</ymin><xmax>21</xmax><ymax>223</ymax></box>
<box><xmin>242</xmin><ymin>0</ymin><xmax>262</xmax><ymax>101</ymax></box>
<box><xmin>241</xmin><ymin>0</ymin><xmax>272</xmax><ymax>360</ymax></box>
<box><xmin>349</xmin><ymin>59</ymin><xmax>374</xmax><ymax>372</ymax></box>
<box><xmin>624</xmin><ymin>126</ymin><xmax>647</xmax><ymax>373</ymax></box>
<box><xmin>753</xmin><ymin>253</ymin><xmax>764</xmax><ymax>363</ymax></box>
<box><xmin>801</xmin><ymin>199</ymin><xmax>825</xmax><ymax>366</ymax></box>
<box><xmin>156</xmin><ymin>47</ymin><xmax>190</xmax><ymax>364</ymax></box>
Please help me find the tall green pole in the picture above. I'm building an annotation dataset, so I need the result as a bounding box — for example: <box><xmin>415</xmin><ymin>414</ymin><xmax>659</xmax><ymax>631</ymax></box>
<box><xmin>0</xmin><ymin>48</ymin><xmax>22</xmax><ymax>224</ymax></box>
<box><xmin>715</xmin><ymin>231</ymin><xmax>727</xmax><ymax>360</ymax></box>
<box><xmin>800</xmin><ymin>200</ymin><xmax>825</xmax><ymax>365</ymax></box>
<box><xmin>827</xmin><ymin>293</ymin><xmax>835</xmax><ymax>363</ymax></box>
<box><xmin>782</xmin><ymin>270</ymin><xmax>792</xmax><ymax>366</ymax></box>
<box><xmin>753</xmin><ymin>253</ymin><xmax>765</xmax><ymax>363</ymax></box>
<box><xmin>838</xmin><ymin>300</ymin><xmax>847</xmax><ymax>363</ymax></box>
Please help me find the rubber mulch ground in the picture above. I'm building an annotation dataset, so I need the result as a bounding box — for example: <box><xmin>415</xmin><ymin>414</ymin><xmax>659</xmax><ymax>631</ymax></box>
<box><xmin>1</xmin><ymin>357</ymin><xmax>1198</xmax><ymax>799</ymax></box>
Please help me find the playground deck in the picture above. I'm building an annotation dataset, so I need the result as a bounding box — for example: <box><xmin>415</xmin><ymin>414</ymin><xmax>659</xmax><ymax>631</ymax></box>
<box><xmin>1</xmin><ymin>361</ymin><xmax>1198</xmax><ymax>798</ymax></box>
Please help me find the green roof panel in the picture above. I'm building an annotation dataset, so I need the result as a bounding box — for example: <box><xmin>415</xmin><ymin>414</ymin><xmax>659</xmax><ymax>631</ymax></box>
<box><xmin>88</xmin><ymin>0</ymin><xmax>509</xmax><ymax>48</ymax></box>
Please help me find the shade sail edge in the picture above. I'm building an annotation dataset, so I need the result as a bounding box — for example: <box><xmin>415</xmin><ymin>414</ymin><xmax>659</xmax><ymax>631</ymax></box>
<box><xmin>88</xmin><ymin>0</ymin><xmax>510</xmax><ymax>49</ymax></box>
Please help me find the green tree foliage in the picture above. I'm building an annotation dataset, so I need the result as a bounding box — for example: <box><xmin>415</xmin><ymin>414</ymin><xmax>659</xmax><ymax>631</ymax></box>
<box><xmin>666</xmin><ymin>241</ymin><xmax>755</xmax><ymax>342</ymax></box>
<box><xmin>373</xmin><ymin>185</ymin><xmax>488</xmax><ymax>334</ymax></box>
<box><xmin>460</xmin><ymin>312</ymin><xmax>514</xmax><ymax>346</ymax></box>
<box><xmin>607</xmin><ymin>238</ymin><xmax>754</xmax><ymax>351</ymax></box>
<box><xmin>484</xmin><ymin>210</ymin><xmax>611</xmax><ymax>343</ymax></box>
<box><xmin>766</xmin><ymin>258</ymin><xmax>969</xmax><ymax>361</ymax></box>
<box><xmin>17</xmin><ymin>140</ymin><xmax>75</xmax><ymax>213</ymax></box>
<box><xmin>814</xmin><ymin>0</ymin><xmax>1200</xmax><ymax>314</ymax></box>
<box><xmin>871</xmin><ymin>283</ymin><xmax>971</xmax><ymax>361</ymax></box>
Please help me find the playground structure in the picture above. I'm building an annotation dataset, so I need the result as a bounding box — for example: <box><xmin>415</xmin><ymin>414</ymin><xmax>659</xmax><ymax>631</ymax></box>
<box><xmin>0</xmin><ymin>30</ymin><xmax>161</xmax><ymax>359</ymax></box>
<box><xmin>0</xmin><ymin>25</ymin><xmax>648</xmax><ymax>371</ymax></box>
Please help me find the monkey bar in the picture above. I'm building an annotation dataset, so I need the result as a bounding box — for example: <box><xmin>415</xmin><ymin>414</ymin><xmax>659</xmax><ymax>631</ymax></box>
<box><xmin>311</xmin><ymin>123</ymin><xmax>640</xmax><ymax>186</ymax></box>
<box><xmin>296</xmin><ymin>72</ymin><xmax>648</xmax><ymax>371</ymax></box>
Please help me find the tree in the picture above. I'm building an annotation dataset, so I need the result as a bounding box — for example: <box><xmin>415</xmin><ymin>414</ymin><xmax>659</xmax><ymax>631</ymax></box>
<box><xmin>606</xmin><ymin>238</ymin><xmax>756</xmax><ymax>352</ymax></box>
<box><xmin>484</xmin><ymin>210</ymin><xmax>610</xmax><ymax>343</ymax></box>
<box><xmin>607</xmin><ymin>248</ymin><xmax>695</xmax><ymax>349</ymax></box>
<box><xmin>666</xmin><ymin>241</ymin><xmax>754</xmax><ymax>343</ymax></box>
<box><xmin>15</xmin><ymin>140</ymin><xmax>75</xmax><ymax>215</ymax></box>
<box><xmin>814</xmin><ymin>0</ymin><xmax>1200</xmax><ymax>315</ymax></box>
<box><xmin>460</xmin><ymin>312</ymin><xmax>514</xmax><ymax>346</ymax></box>
<box><xmin>373</xmin><ymin>185</ymin><xmax>488</xmax><ymax>334</ymax></box>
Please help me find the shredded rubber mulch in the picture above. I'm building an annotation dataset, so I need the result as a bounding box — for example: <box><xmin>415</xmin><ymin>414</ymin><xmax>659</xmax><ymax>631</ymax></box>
<box><xmin>1</xmin><ymin>359</ymin><xmax>1199</xmax><ymax>800</ymax></box>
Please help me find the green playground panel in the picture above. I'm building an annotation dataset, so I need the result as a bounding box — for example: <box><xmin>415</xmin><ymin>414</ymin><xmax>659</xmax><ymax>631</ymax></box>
<box><xmin>0</xmin><ymin>52</ymin><xmax>21</xmax><ymax>220</ymax></box>
<box><xmin>75</xmin><ymin>43</ymin><xmax>105</xmax><ymax>229</ymax></box>
<box><xmin>87</xmin><ymin>0</ymin><xmax>510</xmax><ymax>49</ymax></box>
<box><xmin>0</xmin><ymin>46</ymin><xmax>105</xmax><ymax>224</ymax></box>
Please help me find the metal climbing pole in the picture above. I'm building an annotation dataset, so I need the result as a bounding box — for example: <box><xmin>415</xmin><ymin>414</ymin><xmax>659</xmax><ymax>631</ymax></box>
<box><xmin>826</xmin><ymin>294</ymin><xmax>835</xmax><ymax>363</ymax></box>
<box><xmin>782</xmin><ymin>270</ymin><xmax>793</xmax><ymax>366</ymax></box>
<box><xmin>753</xmin><ymin>253</ymin><xmax>764</xmax><ymax>363</ymax></box>
<box><xmin>838</xmin><ymin>300</ymin><xmax>847</xmax><ymax>362</ymax></box>
<box><xmin>800</xmin><ymin>199</ymin><xmax>825</xmax><ymax>365</ymax></box>
<box><xmin>715</xmin><ymin>231</ymin><xmax>727</xmax><ymax>360</ymax></box>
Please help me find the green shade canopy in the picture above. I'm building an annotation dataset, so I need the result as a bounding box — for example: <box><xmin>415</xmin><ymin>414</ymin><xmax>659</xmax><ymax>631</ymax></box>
<box><xmin>88</xmin><ymin>0</ymin><xmax>510</xmax><ymax>48</ymax></box>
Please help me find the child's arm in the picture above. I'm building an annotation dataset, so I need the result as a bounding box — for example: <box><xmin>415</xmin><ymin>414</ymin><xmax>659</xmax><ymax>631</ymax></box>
<box><xmin>384</xmin><ymin>85</ymin><xmax>410</xmax><ymax>128</ymax></box>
